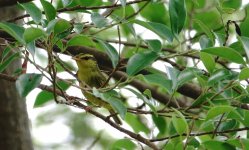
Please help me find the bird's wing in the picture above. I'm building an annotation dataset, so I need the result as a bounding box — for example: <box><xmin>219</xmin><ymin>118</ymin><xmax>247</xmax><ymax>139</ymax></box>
<box><xmin>89</xmin><ymin>72</ymin><xmax>106</xmax><ymax>88</ymax></box>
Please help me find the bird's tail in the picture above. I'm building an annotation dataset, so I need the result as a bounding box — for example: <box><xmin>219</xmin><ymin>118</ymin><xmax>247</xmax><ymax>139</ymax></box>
<box><xmin>109</xmin><ymin>109</ymin><xmax>122</xmax><ymax>125</ymax></box>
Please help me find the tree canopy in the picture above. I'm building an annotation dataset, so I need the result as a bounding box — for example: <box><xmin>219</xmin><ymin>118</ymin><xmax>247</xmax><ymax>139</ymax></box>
<box><xmin>1</xmin><ymin>0</ymin><xmax>249</xmax><ymax>149</ymax></box>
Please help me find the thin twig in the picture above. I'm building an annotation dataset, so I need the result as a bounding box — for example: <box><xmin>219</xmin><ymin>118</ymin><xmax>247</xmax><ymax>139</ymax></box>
<box><xmin>8</xmin><ymin>0</ymin><xmax>149</xmax><ymax>22</ymax></box>
<box><xmin>150</xmin><ymin>126</ymin><xmax>249</xmax><ymax>142</ymax></box>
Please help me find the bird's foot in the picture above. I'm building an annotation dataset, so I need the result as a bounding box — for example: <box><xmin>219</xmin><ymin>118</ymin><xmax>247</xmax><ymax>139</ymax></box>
<box><xmin>85</xmin><ymin>106</ymin><xmax>93</xmax><ymax>112</ymax></box>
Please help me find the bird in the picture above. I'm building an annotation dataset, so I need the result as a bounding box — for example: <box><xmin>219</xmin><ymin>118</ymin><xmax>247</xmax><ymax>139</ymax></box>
<box><xmin>73</xmin><ymin>53</ymin><xmax>122</xmax><ymax>125</ymax></box>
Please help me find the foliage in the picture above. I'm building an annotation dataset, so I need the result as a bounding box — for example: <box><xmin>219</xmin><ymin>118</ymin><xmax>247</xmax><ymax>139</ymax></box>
<box><xmin>0</xmin><ymin>0</ymin><xmax>249</xmax><ymax>149</ymax></box>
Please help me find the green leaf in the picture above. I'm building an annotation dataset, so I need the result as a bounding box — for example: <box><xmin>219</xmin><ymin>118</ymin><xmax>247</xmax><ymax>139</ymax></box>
<box><xmin>238</xmin><ymin>36</ymin><xmax>249</xmax><ymax>60</ymax></box>
<box><xmin>91</xmin><ymin>12</ymin><xmax>108</xmax><ymax>28</ymax></box>
<box><xmin>125</xmin><ymin>113</ymin><xmax>150</xmax><ymax>134</ymax></box>
<box><xmin>20</xmin><ymin>2</ymin><xmax>42</xmax><ymax>24</ymax></box>
<box><xmin>202</xmin><ymin>47</ymin><xmax>245</xmax><ymax>65</ymax></box>
<box><xmin>127</xmin><ymin>51</ymin><xmax>158</xmax><ymax>76</ymax></box>
<box><xmin>110</xmin><ymin>139</ymin><xmax>136</xmax><ymax>150</ymax></box>
<box><xmin>203</xmin><ymin>140</ymin><xmax>235</xmax><ymax>150</ymax></box>
<box><xmin>93</xmin><ymin>89</ymin><xmax>127</xmax><ymax>119</ymax></box>
<box><xmin>0</xmin><ymin>22</ymin><xmax>25</xmax><ymax>43</ymax></box>
<box><xmin>172</xmin><ymin>115</ymin><xmax>188</xmax><ymax>135</ymax></box>
<box><xmin>34</xmin><ymin>80</ymin><xmax>74</xmax><ymax>107</ymax></box>
<box><xmin>243</xmin><ymin>110</ymin><xmax>249</xmax><ymax>126</ymax></box>
<box><xmin>200</xmin><ymin>35</ymin><xmax>213</xmax><ymax>49</ymax></box>
<box><xmin>208</xmin><ymin>69</ymin><xmax>232</xmax><ymax>85</ymax></box>
<box><xmin>166</xmin><ymin>66</ymin><xmax>179</xmax><ymax>90</ymax></box>
<box><xmin>67</xmin><ymin>35</ymin><xmax>95</xmax><ymax>47</ymax></box>
<box><xmin>172</xmin><ymin>108</ymin><xmax>188</xmax><ymax>135</ymax></box>
<box><xmin>26</xmin><ymin>41</ymin><xmax>36</xmax><ymax>56</ymax></box>
<box><xmin>40</xmin><ymin>0</ymin><xmax>56</xmax><ymax>21</ymax></box>
<box><xmin>138</xmin><ymin>2</ymin><xmax>169</xmax><ymax>25</ymax></box>
<box><xmin>126</xmin><ymin>87</ymin><xmax>157</xmax><ymax>114</ymax></box>
<box><xmin>226</xmin><ymin>139</ymin><xmax>243</xmax><ymax>149</ymax></box>
<box><xmin>169</xmin><ymin>0</ymin><xmax>186</xmax><ymax>35</ymax></box>
<box><xmin>54</xmin><ymin>19</ymin><xmax>72</xmax><ymax>34</ymax></box>
<box><xmin>143</xmin><ymin>74</ymin><xmax>172</xmax><ymax>93</ymax></box>
<box><xmin>190</xmin><ymin>93</ymin><xmax>213</xmax><ymax>108</ymax></box>
<box><xmin>219</xmin><ymin>119</ymin><xmax>237</xmax><ymax>131</ymax></box>
<box><xmin>23</xmin><ymin>27</ymin><xmax>45</xmax><ymax>43</ymax></box>
<box><xmin>239</xmin><ymin>68</ymin><xmax>249</xmax><ymax>81</ymax></box>
<box><xmin>97</xmin><ymin>40</ymin><xmax>119</xmax><ymax>67</ymax></box>
<box><xmin>46</xmin><ymin>19</ymin><xmax>58</xmax><ymax>34</ymax></box>
<box><xmin>146</xmin><ymin>39</ymin><xmax>162</xmax><ymax>52</ymax></box>
<box><xmin>206</xmin><ymin>106</ymin><xmax>234</xmax><ymax>120</ymax></box>
<box><xmin>103</xmin><ymin>93</ymin><xmax>126</xmax><ymax>120</ymax></box>
<box><xmin>74</xmin><ymin>23</ymin><xmax>84</xmax><ymax>34</ymax></box>
<box><xmin>34</xmin><ymin>91</ymin><xmax>53</xmax><ymax>107</ymax></box>
<box><xmin>0</xmin><ymin>52</ymin><xmax>20</xmax><ymax>73</ymax></box>
<box><xmin>152</xmin><ymin>114</ymin><xmax>166</xmax><ymax>135</ymax></box>
<box><xmin>177</xmin><ymin>68</ymin><xmax>203</xmax><ymax>87</ymax></box>
<box><xmin>133</xmin><ymin>20</ymin><xmax>173</xmax><ymax>42</ymax></box>
<box><xmin>200</xmin><ymin>52</ymin><xmax>215</xmax><ymax>73</ymax></box>
<box><xmin>16</xmin><ymin>73</ymin><xmax>43</xmax><ymax>97</ymax></box>
<box><xmin>194</xmin><ymin>19</ymin><xmax>215</xmax><ymax>44</ymax></box>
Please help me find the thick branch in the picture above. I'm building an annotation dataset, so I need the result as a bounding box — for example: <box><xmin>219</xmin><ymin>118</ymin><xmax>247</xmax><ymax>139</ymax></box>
<box><xmin>0</xmin><ymin>0</ymin><xmax>32</xmax><ymax>7</ymax></box>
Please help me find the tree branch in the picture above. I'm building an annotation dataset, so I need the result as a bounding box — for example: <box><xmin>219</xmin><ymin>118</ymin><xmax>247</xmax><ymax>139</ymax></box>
<box><xmin>7</xmin><ymin>0</ymin><xmax>149</xmax><ymax>22</ymax></box>
<box><xmin>150</xmin><ymin>126</ymin><xmax>249</xmax><ymax>142</ymax></box>
<box><xmin>0</xmin><ymin>0</ymin><xmax>33</xmax><ymax>7</ymax></box>
<box><xmin>0</xmin><ymin>73</ymin><xmax>159</xmax><ymax>150</ymax></box>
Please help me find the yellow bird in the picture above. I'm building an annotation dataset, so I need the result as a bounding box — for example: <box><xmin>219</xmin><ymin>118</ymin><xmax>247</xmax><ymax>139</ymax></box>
<box><xmin>73</xmin><ymin>53</ymin><xmax>122</xmax><ymax>125</ymax></box>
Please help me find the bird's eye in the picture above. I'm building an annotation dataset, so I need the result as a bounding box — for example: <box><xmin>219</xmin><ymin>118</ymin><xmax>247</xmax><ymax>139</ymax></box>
<box><xmin>83</xmin><ymin>57</ymin><xmax>90</xmax><ymax>60</ymax></box>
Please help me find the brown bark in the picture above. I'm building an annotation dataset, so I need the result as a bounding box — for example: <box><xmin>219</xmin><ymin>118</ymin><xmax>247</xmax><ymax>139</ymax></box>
<box><xmin>0</xmin><ymin>5</ymin><xmax>33</xmax><ymax>150</ymax></box>
<box><xmin>0</xmin><ymin>0</ymin><xmax>33</xmax><ymax>7</ymax></box>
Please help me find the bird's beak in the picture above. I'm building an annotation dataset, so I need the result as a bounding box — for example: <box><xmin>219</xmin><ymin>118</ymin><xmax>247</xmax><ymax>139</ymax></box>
<box><xmin>72</xmin><ymin>56</ymin><xmax>80</xmax><ymax>61</ymax></box>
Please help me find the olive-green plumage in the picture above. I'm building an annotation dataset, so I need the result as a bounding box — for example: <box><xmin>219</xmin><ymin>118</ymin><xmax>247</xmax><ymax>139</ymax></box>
<box><xmin>73</xmin><ymin>53</ymin><xmax>122</xmax><ymax>125</ymax></box>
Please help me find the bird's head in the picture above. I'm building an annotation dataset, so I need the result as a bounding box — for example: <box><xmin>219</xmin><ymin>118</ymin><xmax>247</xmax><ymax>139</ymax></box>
<box><xmin>72</xmin><ymin>53</ymin><xmax>98</xmax><ymax>69</ymax></box>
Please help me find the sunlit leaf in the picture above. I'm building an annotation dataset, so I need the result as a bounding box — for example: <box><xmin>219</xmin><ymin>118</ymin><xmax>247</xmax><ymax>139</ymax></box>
<box><xmin>67</xmin><ymin>35</ymin><xmax>95</xmax><ymax>47</ymax></box>
<box><xmin>239</xmin><ymin>68</ymin><xmax>249</xmax><ymax>80</ymax></box>
<box><xmin>54</xmin><ymin>19</ymin><xmax>72</xmax><ymax>34</ymax></box>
